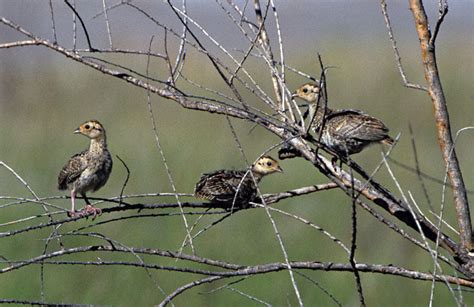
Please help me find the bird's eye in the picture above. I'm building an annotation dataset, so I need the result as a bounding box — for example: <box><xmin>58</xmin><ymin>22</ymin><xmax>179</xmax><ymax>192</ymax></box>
<box><xmin>302</xmin><ymin>88</ymin><xmax>308</xmax><ymax>93</ymax></box>
<box><xmin>266</xmin><ymin>161</ymin><xmax>272</xmax><ymax>167</ymax></box>
<box><xmin>84</xmin><ymin>124</ymin><xmax>90</xmax><ymax>129</ymax></box>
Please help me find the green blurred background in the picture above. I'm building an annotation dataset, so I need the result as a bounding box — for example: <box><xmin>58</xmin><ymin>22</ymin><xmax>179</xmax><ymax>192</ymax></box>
<box><xmin>0</xmin><ymin>0</ymin><xmax>473</xmax><ymax>305</ymax></box>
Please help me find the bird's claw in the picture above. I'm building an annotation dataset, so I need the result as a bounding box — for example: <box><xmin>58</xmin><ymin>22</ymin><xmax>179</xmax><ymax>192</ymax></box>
<box><xmin>82</xmin><ymin>204</ymin><xmax>102</xmax><ymax>220</ymax></box>
<box><xmin>67</xmin><ymin>210</ymin><xmax>77</xmax><ymax>218</ymax></box>
<box><xmin>67</xmin><ymin>205</ymin><xmax>102</xmax><ymax>220</ymax></box>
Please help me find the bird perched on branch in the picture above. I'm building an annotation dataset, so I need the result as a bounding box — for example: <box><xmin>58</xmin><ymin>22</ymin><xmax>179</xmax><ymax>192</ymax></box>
<box><xmin>194</xmin><ymin>156</ymin><xmax>283</xmax><ymax>209</ymax></box>
<box><xmin>58</xmin><ymin>120</ymin><xmax>113</xmax><ymax>218</ymax></box>
<box><xmin>279</xmin><ymin>82</ymin><xmax>394</xmax><ymax>161</ymax></box>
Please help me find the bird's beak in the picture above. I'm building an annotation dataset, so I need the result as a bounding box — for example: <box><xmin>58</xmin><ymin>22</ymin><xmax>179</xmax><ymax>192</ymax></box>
<box><xmin>277</xmin><ymin>166</ymin><xmax>284</xmax><ymax>173</ymax></box>
<box><xmin>73</xmin><ymin>127</ymin><xmax>81</xmax><ymax>134</ymax></box>
<box><xmin>291</xmin><ymin>92</ymin><xmax>297</xmax><ymax>99</ymax></box>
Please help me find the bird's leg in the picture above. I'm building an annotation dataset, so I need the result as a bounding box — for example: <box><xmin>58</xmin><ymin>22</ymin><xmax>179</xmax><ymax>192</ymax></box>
<box><xmin>79</xmin><ymin>193</ymin><xmax>102</xmax><ymax>219</ymax></box>
<box><xmin>83</xmin><ymin>193</ymin><xmax>91</xmax><ymax>205</ymax></box>
<box><xmin>341</xmin><ymin>149</ymin><xmax>350</xmax><ymax>169</ymax></box>
<box><xmin>67</xmin><ymin>190</ymin><xmax>78</xmax><ymax>217</ymax></box>
<box><xmin>333</xmin><ymin>149</ymin><xmax>349</xmax><ymax>170</ymax></box>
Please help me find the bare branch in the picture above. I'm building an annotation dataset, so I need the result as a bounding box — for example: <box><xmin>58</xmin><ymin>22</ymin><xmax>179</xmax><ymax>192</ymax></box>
<box><xmin>159</xmin><ymin>276</ymin><xmax>224</xmax><ymax>307</ymax></box>
<box><xmin>48</xmin><ymin>0</ymin><xmax>57</xmax><ymax>44</ymax></box>
<box><xmin>64</xmin><ymin>0</ymin><xmax>97</xmax><ymax>51</ymax></box>
<box><xmin>409</xmin><ymin>0</ymin><xmax>473</xmax><ymax>252</ymax></box>
<box><xmin>408</xmin><ymin>123</ymin><xmax>433</xmax><ymax>210</ymax></box>
<box><xmin>3</xmin><ymin>244</ymin><xmax>473</xmax><ymax>287</ymax></box>
<box><xmin>349</xmin><ymin>168</ymin><xmax>366</xmax><ymax>307</ymax></box>
<box><xmin>1</xmin><ymin>2</ymin><xmax>473</xmax><ymax>303</ymax></box>
<box><xmin>0</xmin><ymin>40</ymin><xmax>39</xmax><ymax>48</ymax></box>
<box><xmin>252</xmin><ymin>0</ymin><xmax>284</xmax><ymax>109</ymax></box>
<box><xmin>145</xmin><ymin>36</ymin><xmax>195</xmax><ymax>254</ymax></box>
<box><xmin>430</xmin><ymin>0</ymin><xmax>449</xmax><ymax>46</ymax></box>
<box><xmin>380</xmin><ymin>0</ymin><xmax>428</xmax><ymax>91</ymax></box>
<box><xmin>262</xmin><ymin>183</ymin><xmax>338</xmax><ymax>203</ymax></box>
<box><xmin>115</xmin><ymin>155</ymin><xmax>130</xmax><ymax>206</ymax></box>
<box><xmin>101</xmin><ymin>0</ymin><xmax>114</xmax><ymax>48</ymax></box>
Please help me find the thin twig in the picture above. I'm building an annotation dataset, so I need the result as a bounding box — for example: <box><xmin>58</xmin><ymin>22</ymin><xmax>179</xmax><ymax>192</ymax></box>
<box><xmin>380</xmin><ymin>0</ymin><xmax>427</xmax><ymax>91</ymax></box>
<box><xmin>64</xmin><ymin>0</ymin><xmax>97</xmax><ymax>51</ymax></box>
<box><xmin>349</xmin><ymin>167</ymin><xmax>366</xmax><ymax>307</ymax></box>
<box><xmin>409</xmin><ymin>123</ymin><xmax>432</xmax><ymax>209</ymax></box>
<box><xmin>101</xmin><ymin>0</ymin><xmax>114</xmax><ymax>48</ymax></box>
<box><xmin>383</xmin><ymin>158</ymin><xmax>459</xmax><ymax>301</ymax></box>
<box><xmin>295</xmin><ymin>271</ymin><xmax>342</xmax><ymax>307</ymax></box>
<box><xmin>263</xmin><ymin>206</ymin><xmax>351</xmax><ymax>255</ymax></box>
<box><xmin>115</xmin><ymin>155</ymin><xmax>130</xmax><ymax>206</ymax></box>
<box><xmin>144</xmin><ymin>36</ymin><xmax>195</xmax><ymax>254</ymax></box>
<box><xmin>72</xmin><ymin>0</ymin><xmax>77</xmax><ymax>49</ymax></box>
<box><xmin>159</xmin><ymin>276</ymin><xmax>224</xmax><ymax>306</ymax></box>
<box><xmin>224</xmin><ymin>117</ymin><xmax>303</xmax><ymax>305</ymax></box>
<box><xmin>430</xmin><ymin>1</ymin><xmax>448</xmax><ymax>46</ymax></box>
<box><xmin>48</xmin><ymin>0</ymin><xmax>57</xmax><ymax>44</ymax></box>
<box><xmin>170</xmin><ymin>0</ymin><xmax>187</xmax><ymax>83</ymax></box>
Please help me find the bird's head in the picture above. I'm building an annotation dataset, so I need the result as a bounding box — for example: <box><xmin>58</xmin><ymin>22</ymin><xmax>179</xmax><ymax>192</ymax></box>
<box><xmin>292</xmin><ymin>82</ymin><xmax>321</xmax><ymax>103</ymax></box>
<box><xmin>252</xmin><ymin>155</ymin><xmax>283</xmax><ymax>176</ymax></box>
<box><xmin>74</xmin><ymin>120</ymin><xmax>106</xmax><ymax>139</ymax></box>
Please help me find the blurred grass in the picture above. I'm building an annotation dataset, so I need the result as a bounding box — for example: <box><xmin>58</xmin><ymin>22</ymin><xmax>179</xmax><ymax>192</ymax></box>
<box><xmin>0</xmin><ymin>1</ymin><xmax>473</xmax><ymax>305</ymax></box>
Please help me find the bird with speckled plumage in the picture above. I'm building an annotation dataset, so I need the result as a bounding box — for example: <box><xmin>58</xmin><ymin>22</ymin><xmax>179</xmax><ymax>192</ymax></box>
<box><xmin>194</xmin><ymin>156</ymin><xmax>283</xmax><ymax>209</ymax></box>
<box><xmin>279</xmin><ymin>82</ymin><xmax>394</xmax><ymax>161</ymax></box>
<box><xmin>58</xmin><ymin>120</ymin><xmax>112</xmax><ymax>218</ymax></box>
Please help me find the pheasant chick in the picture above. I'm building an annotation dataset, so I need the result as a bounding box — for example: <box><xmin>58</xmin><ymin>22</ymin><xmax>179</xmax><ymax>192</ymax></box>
<box><xmin>194</xmin><ymin>156</ymin><xmax>283</xmax><ymax>209</ymax></box>
<box><xmin>279</xmin><ymin>83</ymin><xmax>394</xmax><ymax>161</ymax></box>
<box><xmin>58</xmin><ymin>120</ymin><xmax>113</xmax><ymax>218</ymax></box>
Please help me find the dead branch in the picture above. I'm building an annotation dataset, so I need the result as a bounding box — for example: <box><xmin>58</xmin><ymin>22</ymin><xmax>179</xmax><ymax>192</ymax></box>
<box><xmin>3</xmin><ymin>244</ymin><xmax>473</xmax><ymax>288</ymax></box>
<box><xmin>1</xmin><ymin>13</ymin><xmax>469</xmax><ymax>272</ymax></box>
<box><xmin>380</xmin><ymin>0</ymin><xmax>427</xmax><ymax>91</ymax></box>
<box><xmin>408</xmin><ymin>0</ymin><xmax>473</xmax><ymax>252</ymax></box>
<box><xmin>1</xmin><ymin>1</ymin><xmax>473</xmax><ymax>304</ymax></box>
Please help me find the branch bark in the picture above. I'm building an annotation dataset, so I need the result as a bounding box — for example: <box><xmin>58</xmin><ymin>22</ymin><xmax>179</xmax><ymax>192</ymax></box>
<box><xmin>408</xmin><ymin>0</ymin><xmax>473</xmax><ymax>251</ymax></box>
<box><xmin>5</xmin><ymin>244</ymin><xmax>474</xmax><ymax>288</ymax></box>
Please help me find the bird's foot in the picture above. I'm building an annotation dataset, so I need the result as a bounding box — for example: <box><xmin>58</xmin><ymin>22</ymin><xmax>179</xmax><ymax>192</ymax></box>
<box><xmin>81</xmin><ymin>204</ymin><xmax>102</xmax><ymax>220</ymax></box>
<box><xmin>67</xmin><ymin>205</ymin><xmax>102</xmax><ymax>220</ymax></box>
<box><xmin>67</xmin><ymin>210</ymin><xmax>78</xmax><ymax>218</ymax></box>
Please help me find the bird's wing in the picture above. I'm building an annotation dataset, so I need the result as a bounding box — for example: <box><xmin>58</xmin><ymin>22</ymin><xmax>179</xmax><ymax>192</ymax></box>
<box><xmin>57</xmin><ymin>151</ymin><xmax>87</xmax><ymax>190</ymax></box>
<box><xmin>195</xmin><ymin>170</ymin><xmax>247</xmax><ymax>202</ymax></box>
<box><xmin>328</xmin><ymin>110</ymin><xmax>390</xmax><ymax>142</ymax></box>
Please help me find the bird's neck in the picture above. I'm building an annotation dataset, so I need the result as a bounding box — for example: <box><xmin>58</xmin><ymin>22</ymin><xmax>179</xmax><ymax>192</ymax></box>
<box><xmin>308</xmin><ymin>103</ymin><xmax>331</xmax><ymax>126</ymax></box>
<box><xmin>250</xmin><ymin>170</ymin><xmax>264</xmax><ymax>182</ymax></box>
<box><xmin>89</xmin><ymin>136</ymin><xmax>107</xmax><ymax>153</ymax></box>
